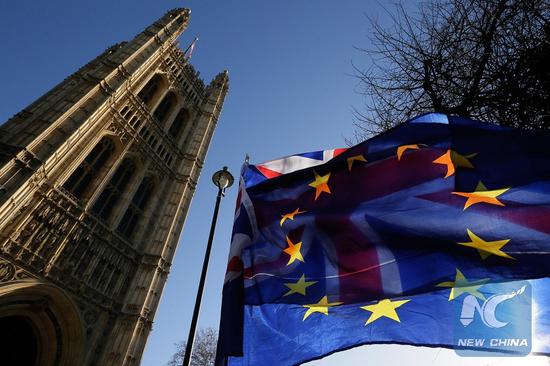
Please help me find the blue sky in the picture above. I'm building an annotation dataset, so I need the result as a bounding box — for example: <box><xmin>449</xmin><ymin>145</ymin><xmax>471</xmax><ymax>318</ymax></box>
<box><xmin>0</xmin><ymin>1</ymin><xmax>547</xmax><ymax>365</ymax></box>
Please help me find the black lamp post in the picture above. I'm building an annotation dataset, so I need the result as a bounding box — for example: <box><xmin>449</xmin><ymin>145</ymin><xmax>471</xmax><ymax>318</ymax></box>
<box><xmin>182</xmin><ymin>166</ymin><xmax>234</xmax><ymax>366</ymax></box>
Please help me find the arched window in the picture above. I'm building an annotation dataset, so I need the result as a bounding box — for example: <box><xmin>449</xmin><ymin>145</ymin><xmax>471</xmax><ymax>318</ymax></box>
<box><xmin>63</xmin><ymin>138</ymin><xmax>115</xmax><ymax>199</ymax></box>
<box><xmin>116</xmin><ymin>177</ymin><xmax>154</xmax><ymax>239</ymax></box>
<box><xmin>137</xmin><ymin>75</ymin><xmax>162</xmax><ymax>107</ymax></box>
<box><xmin>168</xmin><ymin>108</ymin><xmax>190</xmax><ymax>139</ymax></box>
<box><xmin>91</xmin><ymin>158</ymin><xmax>136</xmax><ymax>222</ymax></box>
<box><xmin>153</xmin><ymin>92</ymin><xmax>176</xmax><ymax>124</ymax></box>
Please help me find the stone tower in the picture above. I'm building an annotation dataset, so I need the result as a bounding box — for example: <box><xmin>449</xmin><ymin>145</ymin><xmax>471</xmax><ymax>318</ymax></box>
<box><xmin>0</xmin><ymin>8</ymin><xmax>228</xmax><ymax>366</ymax></box>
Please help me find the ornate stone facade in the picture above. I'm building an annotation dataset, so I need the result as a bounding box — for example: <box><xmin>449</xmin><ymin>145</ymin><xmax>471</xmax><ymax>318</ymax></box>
<box><xmin>0</xmin><ymin>8</ymin><xmax>228</xmax><ymax>366</ymax></box>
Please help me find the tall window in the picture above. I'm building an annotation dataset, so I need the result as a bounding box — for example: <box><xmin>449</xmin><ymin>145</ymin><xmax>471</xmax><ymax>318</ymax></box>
<box><xmin>168</xmin><ymin>108</ymin><xmax>190</xmax><ymax>139</ymax></box>
<box><xmin>63</xmin><ymin>138</ymin><xmax>115</xmax><ymax>199</ymax></box>
<box><xmin>137</xmin><ymin>75</ymin><xmax>162</xmax><ymax>107</ymax></box>
<box><xmin>116</xmin><ymin>177</ymin><xmax>154</xmax><ymax>239</ymax></box>
<box><xmin>153</xmin><ymin>92</ymin><xmax>176</xmax><ymax>124</ymax></box>
<box><xmin>91</xmin><ymin>158</ymin><xmax>136</xmax><ymax>222</ymax></box>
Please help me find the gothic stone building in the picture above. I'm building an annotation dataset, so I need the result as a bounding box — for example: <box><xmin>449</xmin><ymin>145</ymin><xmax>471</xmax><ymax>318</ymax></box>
<box><xmin>0</xmin><ymin>8</ymin><xmax>228</xmax><ymax>366</ymax></box>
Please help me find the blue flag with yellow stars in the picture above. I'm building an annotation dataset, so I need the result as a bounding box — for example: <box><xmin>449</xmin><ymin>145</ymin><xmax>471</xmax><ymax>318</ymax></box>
<box><xmin>216</xmin><ymin>113</ymin><xmax>550</xmax><ymax>365</ymax></box>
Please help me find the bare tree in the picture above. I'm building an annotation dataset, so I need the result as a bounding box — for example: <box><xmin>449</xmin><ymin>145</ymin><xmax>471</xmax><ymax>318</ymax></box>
<box><xmin>166</xmin><ymin>327</ymin><xmax>217</xmax><ymax>366</ymax></box>
<box><xmin>354</xmin><ymin>0</ymin><xmax>550</xmax><ymax>138</ymax></box>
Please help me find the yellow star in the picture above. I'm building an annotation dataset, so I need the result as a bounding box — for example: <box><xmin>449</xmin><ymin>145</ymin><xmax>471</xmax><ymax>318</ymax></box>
<box><xmin>308</xmin><ymin>171</ymin><xmax>331</xmax><ymax>200</ymax></box>
<box><xmin>280</xmin><ymin>208</ymin><xmax>306</xmax><ymax>226</ymax></box>
<box><xmin>302</xmin><ymin>296</ymin><xmax>343</xmax><ymax>320</ymax></box>
<box><xmin>436</xmin><ymin>268</ymin><xmax>489</xmax><ymax>301</ymax></box>
<box><xmin>360</xmin><ymin>298</ymin><xmax>410</xmax><ymax>325</ymax></box>
<box><xmin>452</xmin><ymin>181</ymin><xmax>509</xmax><ymax>210</ymax></box>
<box><xmin>283</xmin><ymin>237</ymin><xmax>304</xmax><ymax>265</ymax></box>
<box><xmin>433</xmin><ymin>149</ymin><xmax>476</xmax><ymax>178</ymax></box>
<box><xmin>397</xmin><ymin>144</ymin><xmax>419</xmax><ymax>160</ymax></box>
<box><xmin>347</xmin><ymin>155</ymin><xmax>367</xmax><ymax>171</ymax></box>
<box><xmin>283</xmin><ymin>274</ymin><xmax>317</xmax><ymax>296</ymax></box>
<box><xmin>458</xmin><ymin>229</ymin><xmax>514</xmax><ymax>260</ymax></box>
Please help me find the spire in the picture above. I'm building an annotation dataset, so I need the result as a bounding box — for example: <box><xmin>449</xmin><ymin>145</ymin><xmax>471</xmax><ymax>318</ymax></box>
<box><xmin>138</xmin><ymin>8</ymin><xmax>190</xmax><ymax>42</ymax></box>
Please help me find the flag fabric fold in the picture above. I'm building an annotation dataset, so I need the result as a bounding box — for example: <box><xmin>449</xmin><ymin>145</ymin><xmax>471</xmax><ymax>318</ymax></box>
<box><xmin>216</xmin><ymin>113</ymin><xmax>550</xmax><ymax>365</ymax></box>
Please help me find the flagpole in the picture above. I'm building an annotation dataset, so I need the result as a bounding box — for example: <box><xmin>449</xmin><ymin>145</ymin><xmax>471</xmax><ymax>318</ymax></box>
<box><xmin>182</xmin><ymin>167</ymin><xmax>234</xmax><ymax>366</ymax></box>
<box><xmin>183</xmin><ymin>36</ymin><xmax>199</xmax><ymax>61</ymax></box>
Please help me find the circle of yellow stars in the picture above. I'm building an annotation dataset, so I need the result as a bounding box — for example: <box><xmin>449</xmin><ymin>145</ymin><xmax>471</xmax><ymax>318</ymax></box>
<box><xmin>271</xmin><ymin>141</ymin><xmax>520</xmax><ymax>326</ymax></box>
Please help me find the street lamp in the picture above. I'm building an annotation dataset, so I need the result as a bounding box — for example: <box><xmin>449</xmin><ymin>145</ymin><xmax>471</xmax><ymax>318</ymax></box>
<box><xmin>212</xmin><ymin>166</ymin><xmax>234</xmax><ymax>192</ymax></box>
<box><xmin>182</xmin><ymin>167</ymin><xmax>234</xmax><ymax>366</ymax></box>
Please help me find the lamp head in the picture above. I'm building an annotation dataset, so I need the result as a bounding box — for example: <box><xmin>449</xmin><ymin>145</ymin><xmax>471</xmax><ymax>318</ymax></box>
<box><xmin>212</xmin><ymin>166</ymin><xmax>234</xmax><ymax>190</ymax></box>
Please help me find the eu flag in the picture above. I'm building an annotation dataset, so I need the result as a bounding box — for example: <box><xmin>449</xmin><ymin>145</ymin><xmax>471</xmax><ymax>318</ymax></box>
<box><xmin>216</xmin><ymin>113</ymin><xmax>550</xmax><ymax>365</ymax></box>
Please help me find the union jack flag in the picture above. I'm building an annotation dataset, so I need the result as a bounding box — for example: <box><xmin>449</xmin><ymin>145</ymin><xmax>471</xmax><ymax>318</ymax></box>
<box><xmin>216</xmin><ymin>113</ymin><xmax>550</xmax><ymax>365</ymax></box>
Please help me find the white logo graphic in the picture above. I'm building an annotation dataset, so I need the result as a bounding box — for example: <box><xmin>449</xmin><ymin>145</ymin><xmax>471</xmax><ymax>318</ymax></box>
<box><xmin>459</xmin><ymin>285</ymin><xmax>526</xmax><ymax>328</ymax></box>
